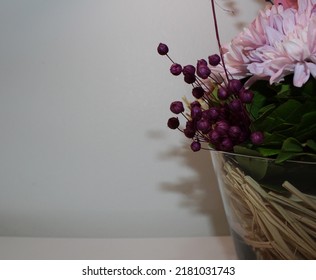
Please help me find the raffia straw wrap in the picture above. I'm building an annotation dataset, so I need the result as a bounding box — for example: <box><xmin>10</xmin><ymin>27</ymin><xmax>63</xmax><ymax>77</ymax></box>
<box><xmin>221</xmin><ymin>158</ymin><xmax>316</xmax><ymax>259</ymax></box>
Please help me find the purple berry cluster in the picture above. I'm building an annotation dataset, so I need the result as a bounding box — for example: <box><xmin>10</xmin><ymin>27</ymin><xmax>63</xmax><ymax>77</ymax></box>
<box><xmin>157</xmin><ymin>43</ymin><xmax>264</xmax><ymax>152</ymax></box>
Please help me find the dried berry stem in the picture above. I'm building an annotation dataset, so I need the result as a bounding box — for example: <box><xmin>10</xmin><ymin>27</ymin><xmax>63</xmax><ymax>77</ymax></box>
<box><xmin>210</xmin><ymin>0</ymin><xmax>229</xmax><ymax>82</ymax></box>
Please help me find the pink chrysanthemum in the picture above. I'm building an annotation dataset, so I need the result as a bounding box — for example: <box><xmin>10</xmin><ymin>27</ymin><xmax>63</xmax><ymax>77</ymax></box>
<box><xmin>275</xmin><ymin>0</ymin><xmax>298</xmax><ymax>9</ymax></box>
<box><xmin>222</xmin><ymin>0</ymin><xmax>316</xmax><ymax>87</ymax></box>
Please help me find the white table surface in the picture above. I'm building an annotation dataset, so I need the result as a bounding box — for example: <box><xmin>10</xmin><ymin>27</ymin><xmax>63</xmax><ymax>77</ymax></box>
<box><xmin>0</xmin><ymin>236</ymin><xmax>237</xmax><ymax>260</ymax></box>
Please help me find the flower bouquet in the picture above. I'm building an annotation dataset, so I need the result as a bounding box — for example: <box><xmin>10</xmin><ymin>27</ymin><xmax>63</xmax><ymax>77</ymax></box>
<box><xmin>158</xmin><ymin>0</ymin><xmax>316</xmax><ymax>259</ymax></box>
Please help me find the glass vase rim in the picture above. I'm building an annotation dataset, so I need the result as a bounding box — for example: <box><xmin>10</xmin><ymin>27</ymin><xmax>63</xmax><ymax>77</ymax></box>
<box><xmin>209</xmin><ymin>149</ymin><xmax>316</xmax><ymax>165</ymax></box>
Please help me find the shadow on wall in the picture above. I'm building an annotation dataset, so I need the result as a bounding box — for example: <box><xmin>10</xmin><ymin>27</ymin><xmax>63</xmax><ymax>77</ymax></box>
<box><xmin>159</xmin><ymin>143</ymin><xmax>229</xmax><ymax>236</ymax></box>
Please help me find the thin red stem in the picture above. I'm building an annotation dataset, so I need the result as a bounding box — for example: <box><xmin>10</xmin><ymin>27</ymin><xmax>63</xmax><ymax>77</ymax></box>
<box><xmin>210</xmin><ymin>0</ymin><xmax>229</xmax><ymax>82</ymax></box>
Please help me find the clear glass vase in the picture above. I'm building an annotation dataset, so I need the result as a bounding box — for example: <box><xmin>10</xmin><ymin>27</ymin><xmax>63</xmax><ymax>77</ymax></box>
<box><xmin>210</xmin><ymin>151</ymin><xmax>316</xmax><ymax>260</ymax></box>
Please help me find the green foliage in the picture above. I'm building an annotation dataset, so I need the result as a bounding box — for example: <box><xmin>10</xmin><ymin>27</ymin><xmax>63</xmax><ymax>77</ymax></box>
<box><xmin>232</xmin><ymin>144</ymin><xmax>316</xmax><ymax>194</ymax></box>
<box><xmin>245</xmin><ymin>75</ymin><xmax>316</xmax><ymax>163</ymax></box>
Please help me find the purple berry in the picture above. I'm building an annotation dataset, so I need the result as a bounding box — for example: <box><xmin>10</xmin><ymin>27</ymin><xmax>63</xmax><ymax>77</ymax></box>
<box><xmin>218</xmin><ymin>87</ymin><xmax>230</xmax><ymax>100</ymax></box>
<box><xmin>251</xmin><ymin>131</ymin><xmax>264</xmax><ymax>145</ymax></box>
<box><xmin>218</xmin><ymin>105</ymin><xmax>229</xmax><ymax>119</ymax></box>
<box><xmin>228</xmin><ymin>79</ymin><xmax>243</xmax><ymax>93</ymax></box>
<box><xmin>184</xmin><ymin>74</ymin><xmax>196</xmax><ymax>84</ymax></box>
<box><xmin>228</xmin><ymin>126</ymin><xmax>242</xmax><ymax>139</ymax></box>
<box><xmin>186</xmin><ymin>120</ymin><xmax>195</xmax><ymax>129</ymax></box>
<box><xmin>184</xmin><ymin>127</ymin><xmax>196</xmax><ymax>138</ymax></box>
<box><xmin>192</xmin><ymin>87</ymin><xmax>204</xmax><ymax>99</ymax></box>
<box><xmin>157</xmin><ymin>43</ymin><xmax>169</xmax><ymax>55</ymax></box>
<box><xmin>197</xmin><ymin>119</ymin><xmax>211</xmax><ymax>134</ymax></box>
<box><xmin>215</xmin><ymin>120</ymin><xmax>230</xmax><ymax>135</ymax></box>
<box><xmin>170</xmin><ymin>63</ymin><xmax>182</xmax><ymax>76</ymax></box>
<box><xmin>170</xmin><ymin>101</ymin><xmax>184</xmax><ymax>114</ymax></box>
<box><xmin>167</xmin><ymin>117</ymin><xmax>180</xmax><ymax>129</ymax></box>
<box><xmin>190</xmin><ymin>141</ymin><xmax>201</xmax><ymax>152</ymax></box>
<box><xmin>183</xmin><ymin>65</ymin><xmax>196</xmax><ymax>76</ymax></box>
<box><xmin>191</xmin><ymin>106</ymin><xmax>202</xmax><ymax>120</ymax></box>
<box><xmin>219</xmin><ymin>138</ymin><xmax>233</xmax><ymax>151</ymax></box>
<box><xmin>190</xmin><ymin>101</ymin><xmax>201</xmax><ymax>108</ymax></box>
<box><xmin>202</xmin><ymin>109</ymin><xmax>212</xmax><ymax>122</ymax></box>
<box><xmin>228</xmin><ymin>99</ymin><xmax>242</xmax><ymax>112</ymax></box>
<box><xmin>184</xmin><ymin>121</ymin><xmax>196</xmax><ymax>138</ymax></box>
<box><xmin>239</xmin><ymin>89</ymin><xmax>254</xmax><ymax>104</ymax></box>
<box><xmin>197</xmin><ymin>65</ymin><xmax>211</xmax><ymax>79</ymax></box>
<box><xmin>208</xmin><ymin>54</ymin><xmax>221</xmax><ymax>66</ymax></box>
<box><xmin>239</xmin><ymin>130</ymin><xmax>249</xmax><ymax>143</ymax></box>
<box><xmin>209</xmin><ymin>130</ymin><xmax>221</xmax><ymax>144</ymax></box>
<box><xmin>208</xmin><ymin>107</ymin><xmax>220</xmax><ymax>121</ymax></box>
<box><xmin>197</xmin><ymin>59</ymin><xmax>207</xmax><ymax>67</ymax></box>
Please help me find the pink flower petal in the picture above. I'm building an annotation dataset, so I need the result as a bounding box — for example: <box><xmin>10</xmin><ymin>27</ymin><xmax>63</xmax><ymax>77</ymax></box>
<box><xmin>293</xmin><ymin>63</ymin><xmax>310</xmax><ymax>87</ymax></box>
<box><xmin>221</xmin><ymin>0</ymin><xmax>316</xmax><ymax>87</ymax></box>
<box><xmin>307</xmin><ymin>62</ymin><xmax>316</xmax><ymax>77</ymax></box>
<box><xmin>274</xmin><ymin>0</ymin><xmax>298</xmax><ymax>9</ymax></box>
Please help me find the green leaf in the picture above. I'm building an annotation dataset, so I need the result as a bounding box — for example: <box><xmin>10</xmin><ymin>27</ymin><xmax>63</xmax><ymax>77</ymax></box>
<box><xmin>306</xmin><ymin>139</ymin><xmax>316</xmax><ymax>152</ymax></box>
<box><xmin>233</xmin><ymin>145</ymin><xmax>261</xmax><ymax>157</ymax></box>
<box><xmin>273</xmin><ymin>122</ymin><xmax>297</xmax><ymax>135</ymax></box>
<box><xmin>248</xmin><ymin>91</ymin><xmax>267</xmax><ymax>119</ymax></box>
<box><xmin>296</xmin><ymin>125</ymin><xmax>316</xmax><ymax>142</ymax></box>
<box><xmin>233</xmin><ymin>146</ymin><xmax>268</xmax><ymax>180</ymax></box>
<box><xmin>282</xmin><ymin>137</ymin><xmax>303</xmax><ymax>152</ymax></box>
<box><xmin>252</xmin><ymin>100</ymin><xmax>304</xmax><ymax>133</ymax></box>
<box><xmin>299</xmin><ymin>111</ymin><xmax>316</xmax><ymax>126</ymax></box>
<box><xmin>258</xmin><ymin>103</ymin><xmax>276</xmax><ymax>116</ymax></box>
<box><xmin>275</xmin><ymin>137</ymin><xmax>303</xmax><ymax>163</ymax></box>
<box><xmin>260</xmin><ymin>183</ymin><xmax>289</xmax><ymax>194</ymax></box>
<box><xmin>300</xmin><ymin>76</ymin><xmax>316</xmax><ymax>97</ymax></box>
<box><xmin>294</xmin><ymin>112</ymin><xmax>316</xmax><ymax>141</ymax></box>
<box><xmin>257</xmin><ymin>147</ymin><xmax>280</xmax><ymax>157</ymax></box>
<box><xmin>270</xmin><ymin>99</ymin><xmax>303</xmax><ymax>124</ymax></box>
<box><xmin>253</xmin><ymin>116</ymin><xmax>279</xmax><ymax>132</ymax></box>
<box><xmin>261</xmin><ymin>132</ymin><xmax>286</xmax><ymax>146</ymax></box>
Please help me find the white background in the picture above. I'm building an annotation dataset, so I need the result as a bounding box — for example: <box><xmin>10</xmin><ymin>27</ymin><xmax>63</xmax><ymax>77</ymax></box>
<box><xmin>0</xmin><ymin>0</ymin><xmax>264</xmax><ymax>238</ymax></box>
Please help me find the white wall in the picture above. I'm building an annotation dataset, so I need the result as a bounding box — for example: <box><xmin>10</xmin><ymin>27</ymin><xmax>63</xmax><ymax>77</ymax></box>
<box><xmin>0</xmin><ymin>0</ymin><xmax>264</xmax><ymax>238</ymax></box>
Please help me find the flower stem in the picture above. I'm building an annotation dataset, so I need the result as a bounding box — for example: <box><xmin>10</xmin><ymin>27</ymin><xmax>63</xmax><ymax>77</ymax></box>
<box><xmin>210</xmin><ymin>0</ymin><xmax>229</xmax><ymax>82</ymax></box>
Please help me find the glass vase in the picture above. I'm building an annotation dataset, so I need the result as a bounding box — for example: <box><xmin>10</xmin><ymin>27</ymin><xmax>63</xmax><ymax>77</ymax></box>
<box><xmin>211</xmin><ymin>151</ymin><xmax>316</xmax><ymax>260</ymax></box>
